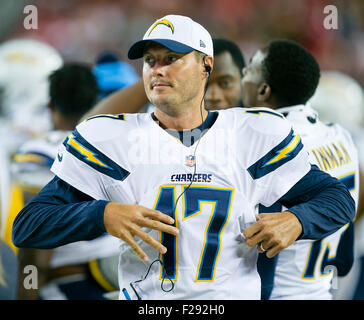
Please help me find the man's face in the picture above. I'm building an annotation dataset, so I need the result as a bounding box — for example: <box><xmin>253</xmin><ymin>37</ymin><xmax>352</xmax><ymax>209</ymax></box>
<box><xmin>241</xmin><ymin>49</ymin><xmax>267</xmax><ymax>108</ymax></box>
<box><xmin>143</xmin><ymin>43</ymin><xmax>203</xmax><ymax>110</ymax></box>
<box><xmin>205</xmin><ymin>51</ymin><xmax>242</xmax><ymax>110</ymax></box>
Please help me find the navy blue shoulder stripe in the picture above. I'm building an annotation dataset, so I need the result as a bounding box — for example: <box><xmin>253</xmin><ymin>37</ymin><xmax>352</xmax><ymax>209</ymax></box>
<box><xmin>63</xmin><ymin>129</ymin><xmax>130</xmax><ymax>181</ymax></box>
<box><xmin>247</xmin><ymin>128</ymin><xmax>303</xmax><ymax>179</ymax></box>
<box><xmin>86</xmin><ymin>114</ymin><xmax>125</xmax><ymax>121</ymax></box>
<box><xmin>338</xmin><ymin>172</ymin><xmax>355</xmax><ymax>192</ymax></box>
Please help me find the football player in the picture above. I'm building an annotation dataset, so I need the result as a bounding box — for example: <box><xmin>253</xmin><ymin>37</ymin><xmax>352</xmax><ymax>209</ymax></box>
<box><xmin>11</xmin><ymin>63</ymin><xmax>122</xmax><ymax>300</ymax></box>
<box><xmin>0</xmin><ymin>38</ymin><xmax>62</xmax><ymax>300</ymax></box>
<box><xmin>0</xmin><ymin>39</ymin><xmax>63</xmax><ymax>240</ymax></box>
<box><xmin>241</xmin><ymin>40</ymin><xmax>359</xmax><ymax>299</ymax></box>
<box><xmin>204</xmin><ymin>38</ymin><xmax>245</xmax><ymax>110</ymax></box>
<box><xmin>12</xmin><ymin>15</ymin><xmax>355</xmax><ymax>300</ymax></box>
<box><xmin>309</xmin><ymin>71</ymin><xmax>364</xmax><ymax>299</ymax></box>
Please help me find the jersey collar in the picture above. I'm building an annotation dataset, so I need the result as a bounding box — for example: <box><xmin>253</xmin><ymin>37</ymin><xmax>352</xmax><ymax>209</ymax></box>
<box><xmin>277</xmin><ymin>103</ymin><xmax>319</xmax><ymax>125</ymax></box>
<box><xmin>151</xmin><ymin>111</ymin><xmax>219</xmax><ymax>147</ymax></box>
<box><xmin>276</xmin><ymin>104</ymin><xmax>307</xmax><ymax>115</ymax></box>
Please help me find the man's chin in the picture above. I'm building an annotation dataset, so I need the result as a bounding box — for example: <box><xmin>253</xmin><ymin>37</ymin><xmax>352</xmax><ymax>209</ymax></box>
<box><xmin>150</xmin><ymin>96</ymin><xmax>174</xmax><ymax>108</ymax></box>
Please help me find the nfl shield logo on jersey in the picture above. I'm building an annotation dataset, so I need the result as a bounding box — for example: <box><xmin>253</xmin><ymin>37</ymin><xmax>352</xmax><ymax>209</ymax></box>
<box><xmin>185</xmin><ymin>155</ymin><xmax>195</xmax><ymax>167</ymax></box>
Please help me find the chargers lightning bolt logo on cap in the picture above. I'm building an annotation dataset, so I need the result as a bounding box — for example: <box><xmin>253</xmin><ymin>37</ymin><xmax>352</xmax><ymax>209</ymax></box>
<box><xmin>148</xmin><ymin>19</ymin><xmax>174</xmax><ymax>36</ymax></box>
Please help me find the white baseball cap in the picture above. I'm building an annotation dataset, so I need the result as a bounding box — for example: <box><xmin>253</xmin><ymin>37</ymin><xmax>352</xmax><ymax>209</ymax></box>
<box><xmin>128</xmin><ymin>14</ymin><xmax>213</xmax><ymax>59</ymax></box>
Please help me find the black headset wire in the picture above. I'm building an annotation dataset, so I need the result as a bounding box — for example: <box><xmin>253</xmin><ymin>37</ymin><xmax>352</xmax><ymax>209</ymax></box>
<box><xmin>130</xmin><ymin>57</ymin><xmax>211</xmax><ymax>299</ymax></box>
<box><xmin>172</xmin><ymin>61</ymin><xmax>211</xmax><ymax>215</ymax></box>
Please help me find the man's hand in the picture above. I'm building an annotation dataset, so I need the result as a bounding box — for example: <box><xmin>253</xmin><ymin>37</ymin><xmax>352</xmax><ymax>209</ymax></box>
<box><xmin>104</xmin><ymin>202</ymin><xmax>178</xmax><ymax>262</ymax></box>
<box><xmin>243</xmin><ymin>211</ymin><xmax>302</xmax><ymax>258</ymax></box>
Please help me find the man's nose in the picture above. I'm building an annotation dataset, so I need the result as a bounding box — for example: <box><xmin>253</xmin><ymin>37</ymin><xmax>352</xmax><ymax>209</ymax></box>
<box><xmin>150</xmin><ymin>61</ymin><xmax>167</xmax><ymax>77</ymax></box>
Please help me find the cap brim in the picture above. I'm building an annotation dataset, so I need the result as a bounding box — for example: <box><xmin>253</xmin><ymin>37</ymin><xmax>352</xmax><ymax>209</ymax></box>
<box><xmin>127</xmin><ymin>39</ymin><xmax>194</xmax><ymax>60</ymax></box>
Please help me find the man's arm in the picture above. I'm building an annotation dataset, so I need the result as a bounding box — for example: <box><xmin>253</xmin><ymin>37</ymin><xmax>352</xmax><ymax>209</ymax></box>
<box><xmin>280</xmin><ymin>165</ymin><xmax>355</xmax><ymax>239</ymax></box>
<box><xmin>243</xmin><ymin>165</ymin><xmax>355</xmax><ymax>258</ymax></box>
<box><xmin>81</xmin><ymin>80</ymin><xmax>148</xmax><ymax>121</ymax></box>
<box><xmin>12</xmin><ymin>176</ymin><xmax>108</xmax><ymax>249</ymax></box>
<box><xmin>12</xmin><ymin>176</ymin><xmax>178</xmax><ymax>262</ymax></box>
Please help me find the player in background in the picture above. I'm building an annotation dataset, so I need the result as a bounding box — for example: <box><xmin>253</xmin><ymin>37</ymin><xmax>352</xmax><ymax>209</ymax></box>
<box><xmin>12</xmin><ymin>15</ymin><xmax>355</xmax><ymax>300</ymax></box>
<box><xmin>82</xmin><ymin>37</ymin><xmax>246</xmax><ymax>119</ymax></box>
<box><xmin>0</xmin><ymin>38</ymin><xmax>62</xmax><ymax>300</ymax></box>
<box><xmin>309</xmin><ymin>71</ymin><xmax>364</xmax><ymax>299</ymax></box>
<box><xmin>11</xmin><ymin>61</ymin><xmax>138</xmax><ymax>300</ymax></box>
<box><xmin>11</xmin><ymin>63</ymin><xmax>104</xmax><ymax>299</ymax></box>
<box><xmin>0</xmin><ymin>38</ymin><xmax>63</xmax><ymax>137</ymax></box>
<box><xmin>241</xmin><ymin>40</ymin><xmax>359</xmax><ymax>299</ymax></box>
<box><xmin>310</xmin><ymin>71</ymin><xmax>364</xmax><ymax>222</ymax></box>
<box><xmin>0</xmin><ymin>39</ymin><xmax>63</xmax><ymax>242</ymax></box>
<box><xmin>204</xmin><ymin>38</ymin><xmax>245</xmax><ymax>110</ymax></box>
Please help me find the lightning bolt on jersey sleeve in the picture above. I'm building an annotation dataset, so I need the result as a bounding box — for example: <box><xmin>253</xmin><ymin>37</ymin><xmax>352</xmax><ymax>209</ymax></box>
<box><xmin>51</xmin><ymin>119</ymin><xmax>131</xmax><ymax>201</ymax></box>
<box><xmin>239</xmin><ymin>108</ymin><xmax>354</xmax><ymax>238</ymax></box>
<box><xmin>239</xmin><ymin>108</ymin><xmax>311</xmax><ymax>207</ymax></box>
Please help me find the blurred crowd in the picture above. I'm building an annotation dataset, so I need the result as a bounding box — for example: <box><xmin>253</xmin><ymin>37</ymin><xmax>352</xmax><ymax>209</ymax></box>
<box><xmin>3</xmin><ymin>0</ymin><xmax>364</xmax><ymax>85</ymax></box>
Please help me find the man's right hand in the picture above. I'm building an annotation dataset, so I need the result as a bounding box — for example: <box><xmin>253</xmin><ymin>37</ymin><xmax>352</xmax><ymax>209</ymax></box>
<box><xmin>103</xmin><ymin>202</ymin><xmax>178</xmax><ymax>262</ymax></box>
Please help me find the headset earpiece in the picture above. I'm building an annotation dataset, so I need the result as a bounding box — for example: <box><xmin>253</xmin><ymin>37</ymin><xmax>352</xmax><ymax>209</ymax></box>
<box><xmin>203</xmin><ymin>55</ymin><xmax>212</xmax><ymax>75</ymax></box>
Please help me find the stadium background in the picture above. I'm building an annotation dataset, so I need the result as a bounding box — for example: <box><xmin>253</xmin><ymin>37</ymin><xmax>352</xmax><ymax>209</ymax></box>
<box><xmin>1</xmin><ymin>0</ymin><xmax>363</xmax><ymax>85</ymax></box>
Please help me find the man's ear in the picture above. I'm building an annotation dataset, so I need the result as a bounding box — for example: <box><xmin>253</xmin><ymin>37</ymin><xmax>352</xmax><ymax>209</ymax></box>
<box><xmin>203</xmin><ymin>55</ymin><xmax>213</xmax><ymax>78</ymax></box>
<box><xmin>257</xmin><ymin>83</ymin><xmax>271</xmax><ymax>102</ymax></box>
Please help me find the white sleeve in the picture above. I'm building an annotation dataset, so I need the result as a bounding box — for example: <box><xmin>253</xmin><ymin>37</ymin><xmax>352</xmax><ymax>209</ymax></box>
<box><xmin>51</xmin><ymin>142</ymin><xmax>108</xmax><ymax>200</ymax></box>
<box><xmin>50</xmin><ymin>124</ymin><xmax>129</xmax><ymax>200</ymax></box>
<box><xmin>244</xmin><ymin>112</ymin><xmax>311</xmax><ymax>207</ymax></box>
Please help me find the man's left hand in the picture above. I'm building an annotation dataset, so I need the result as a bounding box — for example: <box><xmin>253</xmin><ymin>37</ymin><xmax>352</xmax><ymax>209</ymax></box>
<box><xmin>243</xmin><ymin>211</ymin><xmax>302</xmax><ymax>258</ymax></box>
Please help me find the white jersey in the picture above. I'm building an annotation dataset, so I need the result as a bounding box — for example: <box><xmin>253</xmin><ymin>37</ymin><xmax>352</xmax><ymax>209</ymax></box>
<box><xmin>51</xmin><ymin>108</ymin><xmax>311</xmax><ymax>300</ymax></box>
<box><xmin>11</xmin><ymin>130</ymin><xmax>120</xmax><ymax>267</ymax></box>
<box><xmin>269</xmin><ymin>104</ymin><xmax>359</xmax><ymax>300</ymax></box>
<box><xmin>11</xmin><ymin>131</ymin><xmax>65</xmax><ymax>189</ymax></box>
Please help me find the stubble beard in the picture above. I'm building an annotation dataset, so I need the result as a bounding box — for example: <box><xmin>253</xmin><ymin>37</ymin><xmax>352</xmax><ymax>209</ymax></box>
<box><xmin>149</xmin><ymin>86</ymin><xmax>201</xmax><ymax>117</ymax></box>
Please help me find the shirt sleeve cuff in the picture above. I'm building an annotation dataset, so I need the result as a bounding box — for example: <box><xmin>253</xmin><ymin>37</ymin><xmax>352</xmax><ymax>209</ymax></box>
<box><xmin>94</xmin><ymin>200</ymin><xmax>110</xmax><ymax>234</ymax></box>
<box><xmin>286</xmin><ymin>207</ymin><xmax>307</xmax><ymax>240</ymax></box>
